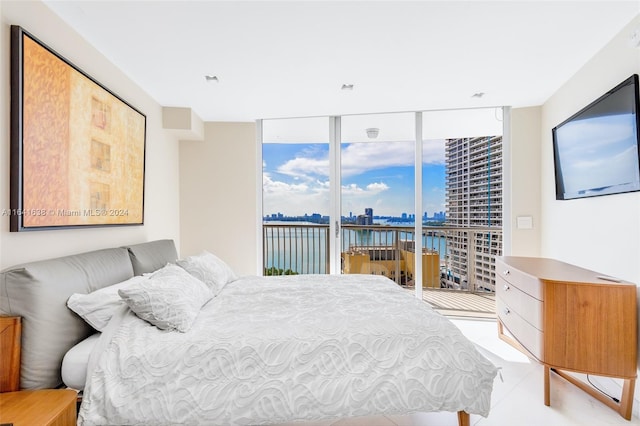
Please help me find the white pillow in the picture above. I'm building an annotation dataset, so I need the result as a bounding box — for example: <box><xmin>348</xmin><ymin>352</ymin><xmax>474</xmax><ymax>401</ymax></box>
<box><xmin>177</xmin><ymin>251</ymin><xmax>237</xmax><ymax>295</ymax></box>
<box><xmin>118</xmin><ymin>263</ymin><xmax>212</xmax><ymax>332</ymax></box>
<box><xmin>67</xmin><ymin>275</ymin><xmax>149</xmax><ymax>331</ymax></box>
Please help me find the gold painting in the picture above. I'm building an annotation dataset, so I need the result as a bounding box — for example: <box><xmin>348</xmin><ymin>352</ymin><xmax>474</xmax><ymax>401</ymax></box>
<box><xmin>10</xmin><ymin>26</ymin><xmax>145</xmax><ymax>231</ymax></box>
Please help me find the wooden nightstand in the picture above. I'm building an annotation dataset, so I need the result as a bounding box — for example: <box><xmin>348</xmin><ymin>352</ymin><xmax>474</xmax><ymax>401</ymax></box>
<box><xmin>0</xmin><ymin>316</ymin><xmax>21</xmax><ymax>392</ymax></box>
<box><xmin>0</xmin><ymin>316</ymin><xmax>77</xmax><ymax>425</ymax></box>
<box><xmin>0</xmin><ymin>389</ymin><xmax>77</xmax><ymax>426</ymax></box>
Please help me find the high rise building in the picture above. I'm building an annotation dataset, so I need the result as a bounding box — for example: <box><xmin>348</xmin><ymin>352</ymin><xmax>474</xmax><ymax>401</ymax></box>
<box><xmin>356</xmin><ymin>208</ymin><xmax>374</xmax><ymax>225</ymax></box>
<box><xmin>445</xmin><ymin>136</ymin><xmax>502</xmax><ymax>292</ymax></box>
<box><xmin>364</xmin><ymin>208</ymin><xmax>373</xmax><ymax>220</ymax></box>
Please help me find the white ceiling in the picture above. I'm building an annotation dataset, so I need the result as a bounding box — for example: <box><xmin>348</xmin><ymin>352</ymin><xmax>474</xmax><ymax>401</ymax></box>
<box><xmin>43</xmin><ymin>1</ymin><xmax>640</xmax><ymax>123</ymax></box>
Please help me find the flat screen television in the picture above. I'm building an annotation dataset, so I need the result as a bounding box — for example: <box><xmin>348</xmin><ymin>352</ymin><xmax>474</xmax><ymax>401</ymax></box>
<box><xmin>552</xmin><ymin>74</ymin><xmax>640</xmax><ymax>200</ymax></box>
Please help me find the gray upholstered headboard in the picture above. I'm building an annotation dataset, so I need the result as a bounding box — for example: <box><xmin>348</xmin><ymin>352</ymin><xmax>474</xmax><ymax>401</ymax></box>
<box><xmin>0</xmin><ymin>239</ymin><xmax>177</xmax><ymax>390</ymax></box>
<box><xmin>125</xmin><ymin>239</ymin><xmax>179</xmax><ymax>276</ymax></box>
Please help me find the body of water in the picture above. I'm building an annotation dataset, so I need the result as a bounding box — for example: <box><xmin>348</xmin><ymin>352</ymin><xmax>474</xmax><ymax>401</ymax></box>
<box><xmin>263</xmin><ymin>225</ymin><xmax>449</xmax><ymax>274</ymax></box>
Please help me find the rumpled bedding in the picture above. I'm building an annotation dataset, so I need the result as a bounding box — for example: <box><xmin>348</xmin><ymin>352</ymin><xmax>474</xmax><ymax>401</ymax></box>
<box><xmin>78</xmin><ymin>274</ymin><xmax>497</xmax><ymax>425</ymax></box>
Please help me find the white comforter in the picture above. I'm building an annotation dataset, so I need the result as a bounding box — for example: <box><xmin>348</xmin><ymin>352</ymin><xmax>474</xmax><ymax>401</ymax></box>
<box><xmin>79</xmin><ymin>274</ymin><xmax>497</xmax><ymax>425</ymax></box>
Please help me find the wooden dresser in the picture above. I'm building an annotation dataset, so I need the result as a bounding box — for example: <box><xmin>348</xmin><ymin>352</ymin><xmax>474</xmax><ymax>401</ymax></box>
<box><xmin>495</xmin><ymin>256</ymin><xmax>638</xmax><ymax>420</ymax></box>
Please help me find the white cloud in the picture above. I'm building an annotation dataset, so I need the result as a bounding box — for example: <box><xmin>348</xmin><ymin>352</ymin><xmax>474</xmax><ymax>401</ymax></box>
<box><xmin>263</xmin><ymin>173</ymin><xmax>329</xmax><ymax>216</ymax></box>
<box><xmin>263</xmin><ymin>173</ymin><xmax>308</xmax><ymax>194</ymax></box>
<box><xmin>278</xmin><ymin>156</ymin><xmax>329</xmax><ymax>179</ymax></box>
<box><xmin>366</xmin><ymin>182</ymin><xmax>390</xmax><ymax>192</ymax></box>
<box><xmin>341</xmin><ymin>182</ymin><xmax>389</xmax><ymax>196</ymax></box>
<box><xmin>341</xmin><ymin>142</ymin><xmax>414</xmax><ymax>177</ymax></box>
<box><xmin>341</xmin><ymin>183</ymin><xmax>364</xmax><ymax>195</ymax></box>
<box><xmin>422</xmin><ymin>139</ymin><xmax>446</xmax><ymax>164</ymax></box>
<box><xmin>276</xmin><ymin>141</ymin><xmax>445</xmax><ymax>179</ymax></box>
<box><xmin>312</xmin><ymin>180</ymin><xmax>330</xmax><ymax>194</ymax></box>
<box><xmin>263</xmin><ymin>173</ymin><xmax>393</xmax><ymax>216</ymax></box>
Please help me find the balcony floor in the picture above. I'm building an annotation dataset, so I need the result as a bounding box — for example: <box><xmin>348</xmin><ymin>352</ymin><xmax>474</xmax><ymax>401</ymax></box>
<box><xmin>407</xmin><ymin>287</ymin><xmax>496</xmax><ymax>319</ymax></box>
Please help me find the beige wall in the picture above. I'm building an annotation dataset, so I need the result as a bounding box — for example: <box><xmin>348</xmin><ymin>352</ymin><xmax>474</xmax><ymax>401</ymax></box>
<box><xmin>540</xmin><ymin>14</ymin><xmax>640</xmax><ymax>285</ymax></box>
<box><xmin>0</xmin><ymin>1</ymin><xmax>181</xmax><ymax>268</ymax></box>
<box><xmin>179</xmin><ymin>122</ymin><xmax>257</xmax><ymax>276</ymax></box>
<box><xmin>508</xmin><ymin>106</ymin><xmax>542</xmax><ymax>256</ymax></box>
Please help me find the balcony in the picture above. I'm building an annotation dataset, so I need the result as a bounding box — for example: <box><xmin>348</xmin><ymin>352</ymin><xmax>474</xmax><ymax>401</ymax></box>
<box><xmin>263</xmin><ymin>223</ymin><xmax>502</xmax><ymax>317</ymax></box>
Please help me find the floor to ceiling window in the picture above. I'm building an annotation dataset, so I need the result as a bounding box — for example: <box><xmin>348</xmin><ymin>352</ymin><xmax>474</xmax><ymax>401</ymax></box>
<box><xmin>259</xmin><ymin>108</ymin><xmax>505</xmax><ymax>304</ymax></box>
<box><xmin>261</xmin><ymin>117</ymin><xmax>330</xmax><ymax>275</ymax></box>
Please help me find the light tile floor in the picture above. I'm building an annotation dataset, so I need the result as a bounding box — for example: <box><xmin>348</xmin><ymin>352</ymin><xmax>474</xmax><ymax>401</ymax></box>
<box><xmin>274</xmin><ymin>318</ymin><xmax>640</xmax><ymax>426</ymax></box>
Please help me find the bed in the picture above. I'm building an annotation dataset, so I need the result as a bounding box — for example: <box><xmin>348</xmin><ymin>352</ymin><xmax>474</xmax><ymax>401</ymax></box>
<box><xmin>0</xmin><ymin>240</ymin><xmax>497</xmax><ymax>426</ymax></box>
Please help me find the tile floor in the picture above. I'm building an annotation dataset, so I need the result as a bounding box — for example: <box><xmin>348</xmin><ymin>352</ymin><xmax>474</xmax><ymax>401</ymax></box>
<box><xmin>274</xmin><ymin>318</ymin><xmax>640</xmax><ymax>426</ymax></box>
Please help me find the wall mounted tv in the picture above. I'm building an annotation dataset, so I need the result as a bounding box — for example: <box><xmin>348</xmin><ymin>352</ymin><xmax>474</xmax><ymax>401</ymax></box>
<box><xmin>552</xmin><ymin>74</ymin><xmax>640</xmax><ymax>200</ymax></box>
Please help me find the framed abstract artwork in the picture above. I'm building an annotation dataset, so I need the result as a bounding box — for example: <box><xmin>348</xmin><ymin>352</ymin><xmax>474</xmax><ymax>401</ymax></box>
<box><xmin>9</xmin><ymin>25</ymin><xmax>146</xmax><ymax>231</ymax></box>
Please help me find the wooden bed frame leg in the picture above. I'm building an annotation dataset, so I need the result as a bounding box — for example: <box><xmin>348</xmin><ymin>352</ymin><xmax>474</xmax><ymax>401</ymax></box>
<box><xmin>457</xmin><ymin>411</ymin><xmax>470</xmax><ymax>426</ymax></box>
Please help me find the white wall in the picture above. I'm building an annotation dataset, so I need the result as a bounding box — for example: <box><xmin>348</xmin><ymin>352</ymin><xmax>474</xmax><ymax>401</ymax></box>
<box><xmin>539</xmin><ymin>13</ymin><xmax>640</xmax><ymax>414</ymax></box>
<box><xmin>179</xmin><ymin>122</ymin><xmax>257</xmax><ymax>276</ymax></box>
<box><xmin>540</xmin><ymin>14</ymin><xmax>640</xmax><ymax>285</ymax></box>
<box><xmin>0</xmin><ymin>1</ymin><xmax>181</xmax><ymax>268</ymax></box>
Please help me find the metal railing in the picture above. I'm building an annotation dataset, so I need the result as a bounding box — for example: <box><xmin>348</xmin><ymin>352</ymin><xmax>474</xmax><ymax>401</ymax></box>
<box><xmin>263</xmin><ymin>224</ymin><xmax>330</xmax><ymax>275</ymax></box>
<box><xmin>263</xmin><ymin>223</ymin><xmax>502</xmax><ymax>292</ymax></box>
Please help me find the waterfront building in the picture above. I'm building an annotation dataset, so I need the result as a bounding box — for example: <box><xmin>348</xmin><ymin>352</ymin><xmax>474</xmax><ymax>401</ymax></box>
<box><xmin>445</xmin><ymin>135</ymin><xmax>502</xmax><ymax>291</ymax></box>
<box><xmin>356</xmin><ymin>208</ymin><xmax>374</xmax><ymax>225</ymax></box>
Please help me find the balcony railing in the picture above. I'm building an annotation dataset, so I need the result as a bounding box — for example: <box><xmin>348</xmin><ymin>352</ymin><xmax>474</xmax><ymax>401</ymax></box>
<box><xmin>263</xmin><ymin>223</ymin><xmax>502</xmax><ymax>293</ymax></box>
<box><xmin>263</xmin><ymin>224</ymin><xmax>330</xmax><ymax>275</ymax></box>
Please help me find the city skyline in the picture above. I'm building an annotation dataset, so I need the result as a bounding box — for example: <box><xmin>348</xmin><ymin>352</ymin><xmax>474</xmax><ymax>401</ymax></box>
<box><xmin>263</xmin><ymin>208</ymin><xmax>447</xmax><ymax>222</ymax></box>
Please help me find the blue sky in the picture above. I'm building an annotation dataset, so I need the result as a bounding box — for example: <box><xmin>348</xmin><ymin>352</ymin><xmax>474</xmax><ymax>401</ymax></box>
<box><xmin>263</xmin><ymin>141</ymin><xmax>446</xmax><ymax>217</ymax></box>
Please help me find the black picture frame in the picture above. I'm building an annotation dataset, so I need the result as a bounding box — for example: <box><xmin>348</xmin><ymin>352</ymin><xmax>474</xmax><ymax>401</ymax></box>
<box><xmin>10</xmin><ymin>25</ymin><xmax>146</xmax><ymax>231</ymax></box>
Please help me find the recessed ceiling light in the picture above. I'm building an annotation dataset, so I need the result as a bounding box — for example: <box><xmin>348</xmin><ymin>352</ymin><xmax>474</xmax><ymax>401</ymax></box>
<box><xmin>205</xmin><ymin>75</ymin><xmax>219</xmax><ymax>82</ymax></box>
<box><xmin>341</xmin><ymin>84</ymin><xmax>354</xmax><ymax>91</ymax></box>
<box><xmin>472</xmin><ymin>92</ymin><xmax>485</xmax><ymax>98</ymax></box>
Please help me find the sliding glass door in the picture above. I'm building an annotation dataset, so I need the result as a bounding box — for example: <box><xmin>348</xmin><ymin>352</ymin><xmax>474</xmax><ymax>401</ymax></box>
<box><xmin>421</xmin><ymin>108</ymin><xmax>503</xmax><ymax>296</ymax></box>
<box><xmin>340</xmin><ymin>112</ymin><xmax>415</xmax><ymax>285</ymax></box>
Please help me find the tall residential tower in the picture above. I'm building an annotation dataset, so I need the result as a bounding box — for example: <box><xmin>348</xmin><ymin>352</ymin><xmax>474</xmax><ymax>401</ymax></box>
<box><xmin>445</xmin><ymin>135</ymin><xmax>503</xmax><ymax>291</ymax></box>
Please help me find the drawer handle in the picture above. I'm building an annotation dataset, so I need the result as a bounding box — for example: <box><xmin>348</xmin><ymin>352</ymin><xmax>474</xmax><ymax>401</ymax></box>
<box><xmin>503</xmin><ymin>269</ymin><xmax>510</xmax><ymax>276</ymax></box>
<box><xmin>503</xmin><ymin>307</ymin><xmax>510</xmax><ymax>315</ymax></box>
<box><xmin>503</xmin><ymin>284</ymin><xmax>510</xmax><ymax>291</ymax></box>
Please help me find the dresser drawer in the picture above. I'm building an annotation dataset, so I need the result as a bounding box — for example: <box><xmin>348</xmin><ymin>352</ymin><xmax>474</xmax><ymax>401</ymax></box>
<box><xmin>497</xmin><ymin>296</ymin><xmax>543</xmax><ymax>360</ymax></box>
<box><xmin>496</xmin><ymin>257</ymin><xmax>543</xmax><ymax>300</ymax></box>
<box><xmin>496</xmin><ymin>276</ymin><xmax>543</xmax><ymax>330</ymax></box>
